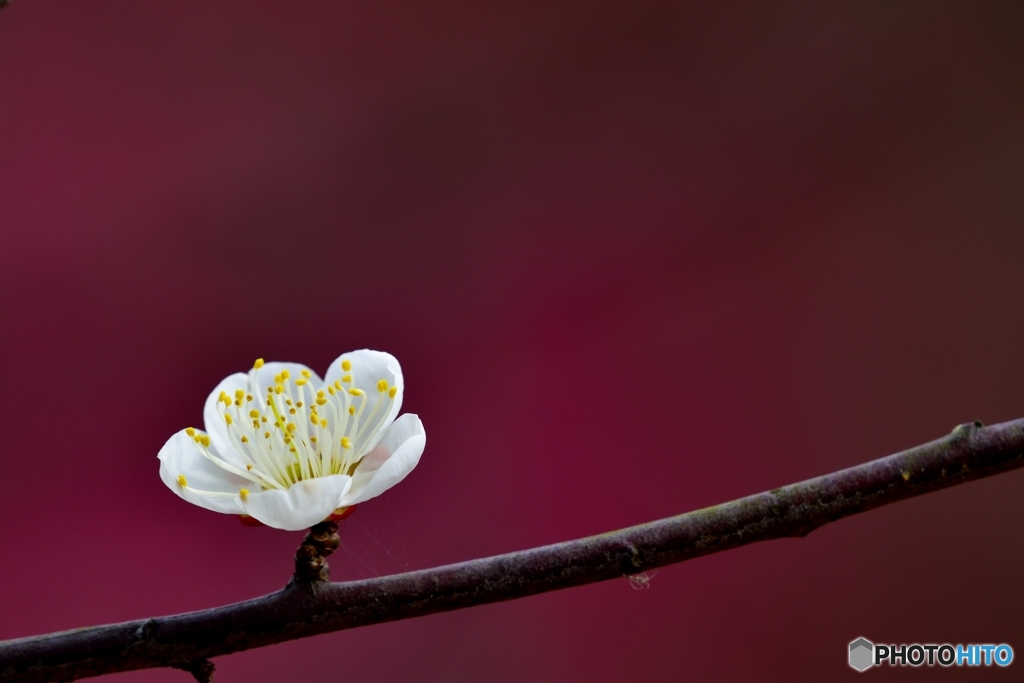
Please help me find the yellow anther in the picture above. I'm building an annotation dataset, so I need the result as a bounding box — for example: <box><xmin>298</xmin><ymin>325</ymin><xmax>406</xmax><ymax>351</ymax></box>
<box><xmin>281</xmin><ymin>369</ymin><xmax>291</xmax><ymax>380</ymax></box>
<box><xmin>246</xmin><ymin>464</ymin><xmax>253</xmax><ymax>470</ymax></box>
<box><xmin>264</xmin><ymin>432</ymin><xmax>271</xmax><ymax>438</ymax></box>
<box><xmin>239</xmin><ymin>488</ymin><xmax>249</xmax><ymax>501</ymax></box>
<box><xmin>377</xmin><ymin>379</ymin><xmax>389</xmax><ymax>392</ymax></box>
<box><xmin>285</xmin><ymin>398</ymin><xmax>292</xmax><ymax>406</ymax></box>
<box><xmin>341</xmin><ymin>437</ymin><xmax>352</xmax><ymax>449</ymax></box>
<box><xmin>177</xmin><ymin>474</ymin><xmax>187</xmax><ymax>487</ymax></box>
<box><xmin>296</xmin><ymin>401</ymin><xmax>303</xmax><ymax>407</ymax></box>
<box><xmin>185</xmin><ymin>427</ymin><xmax>196</xmax><ymax>437</ymax></box>
<box><xmin>274</xmin><ymin>384</ymin><xmax>284</xmax><ymax>394</ymax></box>
<box><xmin>254</xmin><ymin>358</ymin><xmax>265</xmax><ymax>369</ymax></box>
<box><xmin>342</xmin><ymin>374</ymin><xmax>352</xmax><ymax>383</ymax></box>
<box><xmin>219</xmin><ymin>391</ymin><xmax>230</xmax><ymax>406</ymax></box>
<box><xmin>200</xmin><ymin>435</ymin><xmax>210</xmax><ymax>447</ymax></box>
<box><xmin>316</xmin><ymin>396</ymin><xmax>327</xmax><ymax>406</ymax></box>
<box><xmin>224</xmin><ymin>413</ymin><xmax>233</xmax><ymax>425</ymax></box>
<box><xmin>249</xmin><ymin>410</ymin><xmax>260</xmax><ymax>419</ymax></box>
<box><xmin>327</xmin><ymin>386</ymin><xmax>336</xmax><ymax>396</ymax></box>
<box><xmin>274</xmin><ymin>373</ymin><xmax>282</xmax><ymax>383</ymax></box>
<box><xmin>348</xmin><ymin>406</ymin><xmax>356</xmax><ymax>416</ymax></box>
<box><xmin>342</xmin><ymin>359</ymin><xmax>352</xmax><ymax>371</ymax></box>
<box><xmin>310</xmin><ymin>412</ymin><xmax>318</xmax><ymax>425</ymax></box>
<box><xmin>289</xmin><ymin>408</ymin><xmax>296</xmax><ymax>415</ymax></box>
<box><xmin>241</xmin><ymin>436</ymin><xmax>249</xmax><ymax>443</ymax></box>
<box><xmin>320</xmin><ymin>419</ymin><xmax>328</xmax><ymax>428</ymax></box>
<box><xmin>349</xmin><ymin>388</ymin><xmax>363</xmax><ymax>396</ymax></box>
<box><xmin>310</xmin><ymin>436</ymin><xmax>317</xmax><ymax>443</ymax></box>
<box><xmin>234</xmin><ymin>399</ymin><xmax>242</xmax><ymax>407</ymax></box>
<box><xmin>301</xmin><ymin>369</ymin><xmax>311</xmax><ymax>378</ymax></box>
<box><xmin>295</xmin><ymin>378</ymin><xmax>308</xmax><ymax>386</ymax></box>
<box><xmin>389</xmin><ymin>386</ymin><xmax>398</xmax><ymax>399</ymax></box>
<box><xmin>235</xmin><ymin>389</ymin><xmax>244</xmax><ymax>400</ymax></box>
<box><xmin>246</xmin><ymin>394</ymin><xmax>253</xmax><ymax>401</ymax></box>
<box><xmin>261</xmin><ymin>416</ymin><xmax>268</xmax><ymax>423</ymax></box>
<box><xmin>286</xmin><ymin>423</ymin><xmax>296</xmax><ymax>433</ymax></box>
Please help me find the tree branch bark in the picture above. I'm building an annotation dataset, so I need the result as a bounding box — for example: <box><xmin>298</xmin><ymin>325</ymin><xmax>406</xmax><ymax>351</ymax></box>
<box><xmin>3</xmin><ymin>418</ymin><xmax>1024</xmax><ymax>682</ymax></box>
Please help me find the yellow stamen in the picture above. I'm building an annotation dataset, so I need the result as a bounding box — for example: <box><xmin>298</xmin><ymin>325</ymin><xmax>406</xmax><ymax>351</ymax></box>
<box><xmin>377</xmin><ymin>379</ymin><xmax>389</xmax><ymax>392</ymax></box>
<box><xmin>240</xmin><ymin>488</ymin><xmax>249</xmax><ymax>500</ymax></box>
<box><xmin>200</xmin><ymin>435</ymin><xmax>211</xmax><ymax>447</ymax></box>
<box><xmin>389</xmin><ymin>386</ymin><xmax>398</xmax><ymax>399</ymax></box>
<box><xmin>342</xmin><ymin>374</ymin><xmax>352</xmax><ymax>383</ymax></box>
<box><xmin>320</xmin><ymin>419</ymin><xmax>328</xmax><ymax>428</ymax></box>
<box><xmin>224</xmin><ymin>414</ymin><xmax>233</xmax><ymax>424</ymax></box>
<box><xmin>296</xmin><ymin>378</ymin><xmax>308</xmax><ymax>386</ymax></box>
<box><xmin>327</xmin><ymin>386</ymin><xmax>336</xmax><ymax>396</ymax></box>
<box><xmin>249</xmin><ymin>410</ymin><xmax>260</xmax><ymax>418</ymax></box>
<box><xmin>235</xmin><ymin>389</ymin><xmax>244</xmax><ymax>400</ymax></box>
<box><xmin>177</xmin><ymin>475</ymin><xmax>187</xmax><ymax>487</ymax></box>
<box><xmin>185</xmin><ymin>427</ymin><xmax>196</xmax><ymax>437</ymax></box>
<box><xmin>274</xmin><ymin>384</ymin><xmax>284</xmax><ymax>394</ymax></box>
<box><xmin>349</xmin><ymin>388</ymin><xmax>363</xmax><ymax>396</ymax></box>
<box><xmin>301</xmin><ymin>370</ymin><xmax>311</xmax><ymax>378</ymax></box>
<box><xmin>348</xmin><ymin>406</ymin><xmax>356</xmax><ymax>415</ymax></box>
<box><xmin>253</xmin><ymin>358</ymin><xmax>264</xmax><ymax>369</ymax></box>
<box><xmin>342</xmin><ymin>360</ymin><xmax>352</xmax><ymax>371</ymax></box>
<box><xmin>341</xmin><ymin>437</ymin><xmax>352</xmax><ymax>449</ymax></box>
<box><xmin>241</xmin><ymin>436</ymin><xmax>249</xmax><ymax>443</ymax></box>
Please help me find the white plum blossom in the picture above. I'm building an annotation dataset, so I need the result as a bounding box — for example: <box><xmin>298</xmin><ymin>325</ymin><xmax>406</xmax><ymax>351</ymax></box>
<box><xmin>158</xmin><ymin>350</ymin><xmax>425</xmax><ymax>530</ymax></box>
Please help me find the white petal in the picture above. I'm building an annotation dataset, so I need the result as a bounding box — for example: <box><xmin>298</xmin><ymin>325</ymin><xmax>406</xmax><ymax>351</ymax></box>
<box><xmin>158</xmin><ymin>430</ymin><xmax>247</xmax><ymax>514</ymax></box>
<box><xmin>322</xmin><ymin>349</ymin><xmax>404</xmax><ymax>454</ymax></box>
<box><xmin>253</xmin><ymin>362</ymin><xmax>323</xmax><ymax>396</ymax></box>
<box><xmin>340</xmin><ymin>413</ymin><xmax>424</xmax><ymax>506</ymax></box>
<box><xmin>203</xmin><ymin>362</ymin><xmax>322</xmax><ymax>463</ymax></box>
<box><xmin>242</xmin><ymin>474</ymin><xmax>353</xmax><ymax>530</ymax></box>
<box><xmin>202</xmin><ymin>372</ymin><xmax>250</xmax><ymax>464</ymax></box>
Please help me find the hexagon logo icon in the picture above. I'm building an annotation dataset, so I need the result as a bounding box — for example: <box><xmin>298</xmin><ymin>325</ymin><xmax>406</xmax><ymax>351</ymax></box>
<box><xmin>849</xmin><ymin>637</ymin><xmax>874</xmax><ymax>671</ymax></box>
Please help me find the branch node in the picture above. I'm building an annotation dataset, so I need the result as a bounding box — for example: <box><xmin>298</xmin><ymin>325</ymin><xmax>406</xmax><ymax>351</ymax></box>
<box><xmin>177</xmin><ymin>658</ymin><xmax>215</xmax><ymax>683</ymax></box>
<box><xmin>292</xmin><ymin>520</ymin><xmax>340</xmax><ymax>583</ymax></box>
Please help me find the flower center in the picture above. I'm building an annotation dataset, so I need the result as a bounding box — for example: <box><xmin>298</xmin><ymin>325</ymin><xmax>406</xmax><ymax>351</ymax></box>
<box><xmin>189</xmin><ymin>358</ymin><xmax>397</xmax><ymax>491</ymax></box>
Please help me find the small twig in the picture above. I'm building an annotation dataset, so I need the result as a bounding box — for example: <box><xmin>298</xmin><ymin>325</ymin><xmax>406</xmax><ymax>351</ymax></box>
<box><xmin>2</xmin><ymin>419</ymin><xmax>1023</xmax><ymax>683</ymax></box>
<box><xmin>174</xmin><ymin>659</ymin><xmax>214</xmax><ymax>683</ymax></box>
<box><xmin>292</xmin><ymin>521</ymin><xmax>340</xmax><ymax>584</ymax></box>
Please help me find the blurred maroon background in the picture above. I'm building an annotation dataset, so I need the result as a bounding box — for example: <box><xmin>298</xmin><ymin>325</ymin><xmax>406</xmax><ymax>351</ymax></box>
<box><xmin>1</xmin><ymin>2</ymin><xmax>1023</xmax><ymax>681</ymax></box>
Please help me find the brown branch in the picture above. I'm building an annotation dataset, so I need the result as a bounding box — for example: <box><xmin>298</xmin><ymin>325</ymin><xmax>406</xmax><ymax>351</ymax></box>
<box><xmin>3</xmin><ymin>418</ymin><xmax>1024</xmax><ymax>682</ymax></box>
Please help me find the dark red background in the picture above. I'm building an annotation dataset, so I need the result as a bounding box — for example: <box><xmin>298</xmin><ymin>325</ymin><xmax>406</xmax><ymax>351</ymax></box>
<box><xmin>1</xmin><ymin>2</ymin><xmax>1023</xmax><ymax>681</ymax></box>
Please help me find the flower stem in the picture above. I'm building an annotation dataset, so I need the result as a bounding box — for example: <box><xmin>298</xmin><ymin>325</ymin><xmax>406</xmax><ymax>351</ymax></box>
<box><xmin>292</xmin><ymin>521</ymin><xmax>340</xmax><ymax>583</ymax></box>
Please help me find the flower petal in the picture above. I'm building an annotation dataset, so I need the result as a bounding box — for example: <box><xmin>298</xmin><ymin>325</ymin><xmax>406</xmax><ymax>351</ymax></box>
<box><xmin>203</xmin><ymin>372</ymin><xmax>250</xmax><ymax>463</ymax></box>
<box><xmin>253</xmin><ymin>362</ymin><xmax>323</xmax><ymax>396</ymax></box>
<box><xmin>322</xmin><ymin>349</ymin><xmax>404</xmax><ymax>454</ymax></box>
<box><xmin>341</xmin><ymin>413</ymin><xmax>424</xmax><ymax>506</ymax></box>
<box><xmin>241</xmin><ymin>474</ymin><xmax>353</xmax><ymax>530</ymax></box>
<box><xmin>158</xmin><ymin>430</ymin><xmax>248</xmax><ymax>514</ymax></box>
<box><xmin>203</xmin><ymin>362</ymin><xmax>322</xmax><ymax>463</ymax></box>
